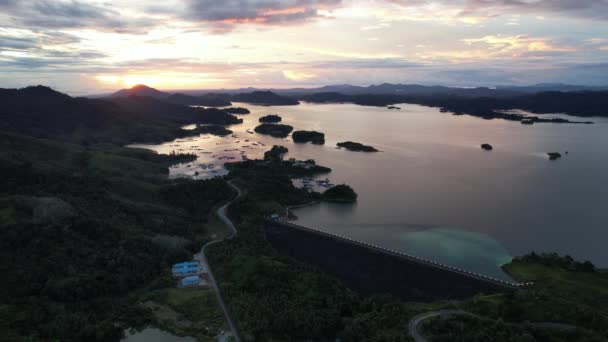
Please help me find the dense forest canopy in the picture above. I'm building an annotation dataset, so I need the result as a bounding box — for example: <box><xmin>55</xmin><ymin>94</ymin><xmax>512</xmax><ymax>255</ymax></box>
<box><xmin>0</xmin><ymin>131</ymin><xmax>233</xmax><ymax>341</ymax></box>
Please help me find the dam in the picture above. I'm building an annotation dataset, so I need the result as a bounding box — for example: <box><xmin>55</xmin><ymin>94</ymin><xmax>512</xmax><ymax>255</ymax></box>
<box><xmin>264</xmin><ymin>219</ymin><xmax>531</xmax><ymax>301</ymax></box>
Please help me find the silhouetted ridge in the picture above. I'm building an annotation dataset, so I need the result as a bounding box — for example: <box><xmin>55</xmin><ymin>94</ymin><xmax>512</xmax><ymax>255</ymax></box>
<box><xmin>300</xmin><ymin>91</ymin><xmax>606</xmax><ymax>120</ymax></box>
<box><xmin>232</xmin><ymin>90</ymin><xmax>299</xmax><ymax>105</ymax></box>
<box><xmin>166</xmin><ymin>92</ymin><xmax>232</xmax><ymax>106</ymax></box>
<box><xmin>0</xmin><ymin>86</ymin><xmax>242</xmax><ymax>144</ymax></box>
<box><xmin>110</xmin><ymin>84</ymin><xmax>168</xmax><ymax>99</ymax></box>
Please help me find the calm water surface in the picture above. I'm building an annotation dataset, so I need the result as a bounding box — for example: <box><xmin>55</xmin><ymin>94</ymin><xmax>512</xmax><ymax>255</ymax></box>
<box><xmin>132</xmin><ymin>102</ymin><xmax>608</xmax><ymax>280</ymax></box>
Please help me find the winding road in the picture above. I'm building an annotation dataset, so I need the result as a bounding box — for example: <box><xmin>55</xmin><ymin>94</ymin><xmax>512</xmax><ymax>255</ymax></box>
<box><xmin>408</xmin><ymin>310</ymin><xmax>474</xmax><ymax>342</ymax></box>
<box><xmin>199</xmin><ymin>181</ymin><xmax>242</xmax><ymax>342</ymax></box>
<box><xmin>408</xmin><ymin>310</ymin><xmax>583</xmax><ymax>342</ymax></box>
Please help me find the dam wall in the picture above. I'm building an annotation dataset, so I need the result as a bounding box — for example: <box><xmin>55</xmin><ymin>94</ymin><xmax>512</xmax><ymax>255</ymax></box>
<box><xmin>264</xmin><ymin>220</ymin><xmax>527</xmax><ymax>301</ymax></box>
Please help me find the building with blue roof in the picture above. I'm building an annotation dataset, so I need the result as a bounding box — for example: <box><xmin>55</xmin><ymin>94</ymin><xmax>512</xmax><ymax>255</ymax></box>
<box><xmin>171</xmin><ymin>261</ymin><xmax>199</xmax><ymax>277</ymax></box>
<box><xmin>172</xmin><ymin>261</ymin><xmax>199</xmax><ymax>270</ymax></box>
<box><xmin>181</xmin><ymin>276</ymin><xmax>200</xmax><ymax>287</ymax></box>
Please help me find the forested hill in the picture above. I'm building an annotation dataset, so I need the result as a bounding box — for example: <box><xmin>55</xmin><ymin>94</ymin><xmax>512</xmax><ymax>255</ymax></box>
<box><xmin>0</xmin><ymin>87</ymin><xmax>238</xmax><ymax>341</ymax></box>
<box><xmin>0</xmin><ymin>132</ymin><xmax>235</xmax><ymax>341</ymax></box>
<box><xmin>299</xmin><ymin>90</ymin><xmax>608</xmax><ymax>119</ymax></box>
<box><xmin>0</xmin><ymin>85</ymin><xmax>242</xmax><ymax>144</ymax></box>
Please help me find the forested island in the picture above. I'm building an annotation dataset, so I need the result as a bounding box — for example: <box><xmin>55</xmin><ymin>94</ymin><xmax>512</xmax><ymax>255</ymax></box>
<box><xmin>223</xmin><ymin>107</ymin><xmax>250</xmax><ymax>114</ymax></box>
<box><xmin>292</xmin><ymin>130</ymin><xmax>325</xmax><ymax>144</ymax></box>
<box><xmin>259</xmin><ymin>114</ymin><xmax>282</xmax><ymax>123</ymax></box>
<box><xmin>194</xmin><ymin>108</ymin><xmax>243</xmax><ymax>125</ymax></box>
<box><xmin>548</xmin><ymin>152</ymin><xmax>562</xmax><ymax>160</ymax></box>
<box><xmin>254</xmin><ymin>123</ymin><xmax>294</xmax><ymax>138</ymax></box>
<box><xmin>194</xmin><ymin>124</ymin><xmax>233</xmax><ymax>136</ymax></box>
<box><xmin>263</xmin><ymin>145</ymin><xmax>289</xmax><ymax>162</ymax></box>
<box><xmin>322</xmin><ymin>184</ymin><xmax>358</xmax><ymax>202</ymax></box>
<box><xmin>337</xmin><ymin>141</ymin><xmax>379</xmax><ymax>152</ymax></box>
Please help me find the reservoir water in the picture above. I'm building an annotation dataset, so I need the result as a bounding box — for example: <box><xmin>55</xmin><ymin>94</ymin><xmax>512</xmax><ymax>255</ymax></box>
<box><xmin>132</xmin><ymin>102</ymin><xmax>608</xmax><ymax>280</ymax></box>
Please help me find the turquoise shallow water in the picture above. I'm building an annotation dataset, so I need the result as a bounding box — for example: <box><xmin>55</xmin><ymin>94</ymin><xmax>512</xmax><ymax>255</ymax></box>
<box><xmin>397</xmin><ymin>228</ymin><xmax>513</xmax><ymax>280</ymax></box>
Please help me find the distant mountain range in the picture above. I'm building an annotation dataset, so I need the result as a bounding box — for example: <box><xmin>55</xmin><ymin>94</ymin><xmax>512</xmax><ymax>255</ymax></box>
<box><xmin>164</xmin><ymin>83</ymin><xmax>608</xmax><ymax>97</ymax></box>
<box><xmin>108</xmin><ymin>84</ymin><xmax>298</xmax><ymax>106</ymax></box>
<box><xmin>100</xmin><ymin>83</ymin><xmax>608</xmax><ymax>121</ymax></box>
<box><xmin>96</xmin><ymin>82</ymin><xmax>608</xmax><ymax>100</ymax></box>
<box><xmin>6</xmin><ymin>83</ymin><xmax>591</xmax><ymax>135</ymax></box>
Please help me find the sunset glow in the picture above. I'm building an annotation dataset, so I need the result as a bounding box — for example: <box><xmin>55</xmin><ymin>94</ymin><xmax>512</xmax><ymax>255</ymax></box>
<box><xmin>1</xmin><ymin>1</ymin><xmax>607</xmax><ymax>94</ymax></box>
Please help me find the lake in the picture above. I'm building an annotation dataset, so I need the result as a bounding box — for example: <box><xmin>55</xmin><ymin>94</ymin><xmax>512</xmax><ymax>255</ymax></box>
<box><xmin>132</xmin><ymin>102</ymin><xmax>608</xmax><ymax>280</ymax></box>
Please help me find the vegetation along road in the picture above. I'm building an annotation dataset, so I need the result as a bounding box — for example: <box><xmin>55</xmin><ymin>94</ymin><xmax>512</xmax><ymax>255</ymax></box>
<box><xmin>408</xmin><ymin>309</ymin><xmax>584</xmax><ymax>342</ymax></box>
<box><xmin>200</xmin><ymin>181</ymin><xmax>243</xmax><ymax>342</ymax></box>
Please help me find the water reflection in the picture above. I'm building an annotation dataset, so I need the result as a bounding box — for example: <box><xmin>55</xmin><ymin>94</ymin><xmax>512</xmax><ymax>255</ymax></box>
<box><xmin>131</xmin><ymin>102</ymin><xmax>608</xmax><ymax>276</ymax></box>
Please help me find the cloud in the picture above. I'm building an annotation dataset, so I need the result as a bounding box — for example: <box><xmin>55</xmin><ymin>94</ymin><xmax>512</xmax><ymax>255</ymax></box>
<box><xmin>181</xmin><ymin>0</ymin><xmax>343</xmax><ymax>30</ymax></box>
<box><xmin>283</xmin><ymin>69</ymin><xmax>315</xmax><ymax>81</ymax></box>
<box><xmin>462</xmin><ymin>35</ymin><xmax>575</xmax><ymax>54</ymax></box>
<box><xmin>0</xmin><ymin>0</ymin><xmax>156</xmax><ymax>33</ymax></box>
<box><xmin>385</xmin><ymin>0</ymin><xmax>608</xmax><ymax>23</ymax></box>
<box><xmin>0</xmin><ymin>36</ymin><xmax>38</xmax><ymax>50</ymax></box>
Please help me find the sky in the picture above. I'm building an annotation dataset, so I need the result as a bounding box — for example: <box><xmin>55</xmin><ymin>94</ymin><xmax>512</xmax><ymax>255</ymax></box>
<box><xmin>1</xmin><ymin>0</ymin><xmax>608</xmax><ymax>94</ymax></box>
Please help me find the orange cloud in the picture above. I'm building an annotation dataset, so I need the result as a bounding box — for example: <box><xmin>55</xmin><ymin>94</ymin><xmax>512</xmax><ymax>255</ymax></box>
<box><xmin>462</xmin><ymin>35</ymin><xmax>575</xmax><ymax>55</ymax></box>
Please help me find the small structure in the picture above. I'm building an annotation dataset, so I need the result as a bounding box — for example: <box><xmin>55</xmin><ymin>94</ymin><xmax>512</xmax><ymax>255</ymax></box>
<box><xmin>172</xmin><ymin>261</ymin><xmax>200</xmax><ymax>277</ymax></box>
<box><xmin>181</xmin><ymin>275</ymin><xmax>200</xmax><ymax>287</ymax></box>
<box><xmin>521</xmin><ymin>118</ymin><xmax>534</xmax><ymax>125</ymax></box>
<box><xmin>173</xmin><ymin>261</ymin><xmax>199</xmax><ymax>268</ymax></box>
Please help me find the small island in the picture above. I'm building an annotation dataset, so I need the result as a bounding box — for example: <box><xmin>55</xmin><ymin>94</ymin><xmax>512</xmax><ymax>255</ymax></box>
<box><xmin>292</xmin><ymin>130</ymin><xmax>325</xmax><ymax>144</ymax></box>
<box><xmin>521</xmin><ymin>118</ymin><xmax>534</xmax><ymax>125</ymax></box>
<box><xmin>547</xmin><ymin>152</ymin><xmax>562</xmax><ymax>160</ymax></box>
<box><xmin>481</xmin><ymin>143</ymin><xmax>493</xmax><ymax>151</ymax></box>
<box><xmin>223</xmin><ymin>107</ymin><xmax>250</xmax><ymax>114</ymax></box>
<box><xmin>323</xmin><ymin>184</ymin><xmax>358</xmax><ymax>203</ymax></box>
<box><xmin>254</xmin><ymin>123</ymin><xmax>294</xmax><ymax>138</ymax></box>
<box><xmin>259</xmin><ymin>114</ymin><xmax>282</xmax><ymax>123</ymax></box>
<box><xmin>337</xmin><ymin>141</ymin><xmax>378</xmax><ymax>152</ymax></box>
<box><xmin>264</xmin><ymin>145</ymin><xmax>289</xmax><ymax>162</ymax></box>
<box><xmin>195</xmin><ymin>125</ymin><xmax>233</xmax><ymax>136</ymax></box>
<box><xmin>198</xmin><ymin>108</ymin><xmax>243</xmax><ymax>125</ymax></box>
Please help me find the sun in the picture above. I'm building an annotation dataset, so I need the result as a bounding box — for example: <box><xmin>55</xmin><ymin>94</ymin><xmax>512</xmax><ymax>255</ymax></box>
<box><xmin>94</xmin><ymin>73</ymin><xmax>229</xmax><ymax>89</ymax></box>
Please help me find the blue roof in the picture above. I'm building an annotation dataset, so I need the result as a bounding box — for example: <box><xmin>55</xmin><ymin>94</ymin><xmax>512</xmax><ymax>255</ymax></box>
<box><xmin>172</xmin><ymin>261</ymin><xmax>199</xmax><ymax>269</ymax></box>
<box><xmin>172</xmin><ymin>266</ymin><xmax>198</xmax><ymax>274</ymax></box>
<box><xmin>181</xmin><ymin>276</ymin><xmax>200</xmax><ymax>286</ymax></box>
